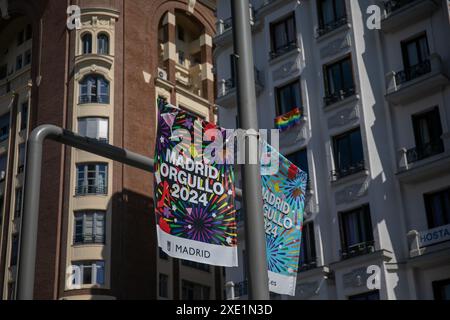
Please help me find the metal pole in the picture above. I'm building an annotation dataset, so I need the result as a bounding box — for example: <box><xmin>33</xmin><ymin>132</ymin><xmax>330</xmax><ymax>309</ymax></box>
<box><xmin>231</xmin><ymin>0</ymin><xmax>269</xmax><ymax>300</ymax></box>
<box><xmin>17</xmin><ymin>124</ymin><xmax>244</xmax><ymax>300</ymax></box>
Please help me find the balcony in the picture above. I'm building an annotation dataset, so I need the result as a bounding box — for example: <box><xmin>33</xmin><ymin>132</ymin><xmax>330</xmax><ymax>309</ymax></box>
<box><xmin>75</xmin><ymin>185</ymin><xmax>108</xmax><ymax>196</ymax></box>
<box><xmin>381</xmin><ymin>0</ymin><xmax>440</xmax><ymax>33</ymax></box>
<box><xmin>216</xmin><ymin>67</ymin><xmax>264</xmax><ymax>107</ymax></box>
<box><xmin>324</xmin><ymin>87</ymin><xmax>356</xmax><ymax>108</ymax></box>
<box><xmin>405</xmin><ymin>141</ymin><xmax>444</xmax><ymax>165</ymax></box>
<box><xmin>74</xmin><ymin>235</ymin><xmax>105</xmax><ymax>246</ymax></box>
<box><xmin>316</xmin><ymin>16</ymin><xmax>349</xmax><ymax>38</ymax></box>
<box><xmin>79</xmin><ymin>95</ymin><xmax>110</xmax><ymax>105</ymax></box>
<box><xmin>298</xmin><ymin>258</ymin><xmax>317</xmax><ymax>273</ymax></box>
<box><xmin>385</xmin><ymin>54</ymin><xmax>449</xmax><ymax>105</ymax></box>
<box><xmin>397</xmin><ymin>136</ymin><xmax>450</xmax><ymax>182</ymax></box>
<box><xmin>269</xmin><ymin>41</ymin><xmax>300</xmax><ymax>62</ymax></box>
<box><xmin>331</xmin><ymin>161</ymin><xmax>366</xmax><ymax>182</ymax></box>
<box><xmin>234</xmin><ymin>280</ymin><xmax>248</xmax><ymax>299</ymax></box>
<box><xmin>213</xmin><ymin>4</ymin><xmax>256</xmax><ymax>49</ymax></box>
<box><xmin>340</xmin><ymin>241</ymin><xmax>375</xmax><ymax>260</ymax></box>
<box><xmin>408</xmin><ymin>224</ymin><xmax>450</xmax><ymax>258</ymax></box>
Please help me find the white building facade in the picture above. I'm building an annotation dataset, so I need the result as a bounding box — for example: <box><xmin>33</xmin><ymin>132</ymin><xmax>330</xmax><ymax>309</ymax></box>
<box><xmin>214</xmin><ymin>0</ymin><xmax>450</xmax><ymax>300</ymax></box>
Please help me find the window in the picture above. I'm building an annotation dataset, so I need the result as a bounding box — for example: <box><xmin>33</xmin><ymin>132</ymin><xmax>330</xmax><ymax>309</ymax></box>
<box><xmin>17</xmin><ymin>144</ymin><xmax>25</xmax><ymax>174</ymax></box>
<box><xmin>276</xmin><ymin>80</ymin><xmax>302</xmax><ymax>116</ymax></box>
<box><xmin>349</xmin><ymin>290</ymin><xmax>380</xmax><ymax>300</ymax></box>
<box><xmin>177</xmin><ymin>26</ymin><xmax>185</xmax><ymax>41</ymax></box>
<box><xmin>159</xmin><ymin>248</ymin><xmax>168</xmax><ymax>260</ymax></box>
<box><xmin>433</xmin><ymin>279</ymin><xmax>450</xmax><ymax>300</ymax></box>
<box><xmin>410</xmin><ymin>107</ymin><xmax>444</xmax><ymax>163</ymax></box>
<box><xmin>317</xmin><ymin>0</ymin><xmax>347</xmax><ymax>36</ymax></box>
<box><xmin>332</xmin><ymin>128</ymin><xmax>365</xmax><ymax>180</ymax></box>
<box><xmin>0</xmin><ymin>64</ymin><xmax>7</xmax><ymax>80</ymax></box>
<box><xmin>16</xmin><ymin>55</ymin><xmax>23</xmax><ymax>71</ymax></box>
<box><xmin>182</xmin><ymin>280</ymin><xmax>210</xmax><ymax>300</ymax></box>
<box><xmin>181</xmin><ymin>260</ymin><xmax>210</xmax><ymax>272</ymax></box>
<box><xmin>14</xmin><ymin>188</ymin><xmax>23</xmax><ymax>218</ymax></box>
<box><xmin>159</xmin><ymin>274</ymin><xmax>169</xmax><ymax>298</ymax></box>
<box><xmin>0</xmin><ymin>153</ymin><xmax>7</xmax><ymax>182</ymax></box>
<box><xmin>17</xmin><ymin>30</ymin><xmax>24</xmax><ymax>46</ymax></box>
<box><xmin>324</xmin><ymin>56</ymin><xmax>355</xmax><ymax>106</ymax></box>
<box><xmin>0</xmin><ymin>113</ymin><xmax>10</xmax><ymax>142</ymax></box>
<box><xmin>24</xmin><ymin>50</ymin><xmax>31</xmax><ymax>66</ymax></box>
<box><xmin>298</xmin><ymin>222</ymin><xmax>316</xmax><ymax>271</ymax></box>
<box><xmin>178</xmin><ymin>51</ymin><xmax>185</xmax><ymax>65</ymax></box>
<box><xmin>72</xmin><ymin>261</ymin><xmax>105</xmax><ymax>286</ymax></box>
<box><xmin>26</xmin><ymin>24</ymin><xmax>32</xmax><ymax>40</ymax></box>
<box><xmin>270</xmin><ymin>14</ymin><xmax>297</xmax><ymax>59</ymax></box>
<box><xmin>74</xmin><ymin>211</ymin><xmax>105</xmax><ymax>245</ymax></box>
<box><xmin>76</xmin><ymin>163</ymin><xmax>108</xmax><ymax>196</ymax></box>
<box><xmin>339</xmin><ymin>205</ymin><xmax>374</xmax><ymax>259</ymax></box>
<box><xmin>287</xmin><ymin>149</ymin><xmax>308</xmax><ymax>175</ymax></box>
<box><xmin>403</xmin><ymin>35</ymin><xmax>430</xmax><ymax>68</ymax></box>
<box><xmin>399</xmin><ymin>34</ymin><xmax>430</xmax><ymax>83</ymax></box>
<box><xmin>97</xmin><ymin>34</ymin><xmax>109</xmax><ymax>55</ymax></box>
<box><xmin>10</xmin><ymin>234</ymin><xmax>19</xmax><ymax>266</ymax></box>
<box><xmin>82</xmin><ymin>33</ymin><xmax>92</xmax><ymax>54</ymax></box>
<box><xmin>79</xmin><ymin>75</ymin><xmax>109</xmax><ymax>104</ymax></box>
<box><xmin>20</xmin><ymin>102</ymin><xmax>28</xmax><ymax>131</ymax></box>
<box><xmin>78</xmin><ymin>117</ymin><xmax>109</xmax><ymax>143</ymax></box>
<box><xmin>424</xmin><ymin>188</ymin><xmax>450</xmax><ymax>229</ymax></box>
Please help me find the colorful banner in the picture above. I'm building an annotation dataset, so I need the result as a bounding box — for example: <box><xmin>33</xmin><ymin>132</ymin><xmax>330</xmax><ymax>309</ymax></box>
<box><xmin>154</xmin><ymin>101</ymin><xmax>238</xmax><ymax>267</ymax></box>
<box><xmin>274</xmin><ymin>108</ymin><xmax>302</xmax><ymax>132</ymax></box>
<box><xmin>261</xmin><ymin>143</ymin><xmax>308</xmax><ymax>296</ymax></box>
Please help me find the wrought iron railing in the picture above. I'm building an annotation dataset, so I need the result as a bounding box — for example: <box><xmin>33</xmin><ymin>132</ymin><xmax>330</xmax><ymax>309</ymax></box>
<box><xmin>298</xmin><ymin>258</ymin><xmax>317</xmax><ymax>273</ymax></box>
<box><xmin>317</xmin><ymin>16</ymin><xmax>348</xmax><ymax>37</ymax></box>
<box><xmin>79</xmin><ymin>95</ymin><xmax>110</xmax><ymax>104</ymax></box>
<box><xmin>395</xmin><ymin>59</ymin><xmax>431</xmax><ymax>85</ymax></box>
<box><xmin>406</xmin><ymin>141</ymin><xmax>444</xmax><ymax>164</ymax></box>
<box><xmin>218</xmin><ymin>67</ymin><xmax>263</xmax><ymax>98</ymax></box>
<box><xmin>324</xmin><ymin>87</ymin><xmax>356</xmax><ymax>106</ymax></box>
<box><xmin>234</xmin><ymin>280</ymin><xmax>248</xmax><ymax>298</ymax></box>
<box><xmin>384</xmin><ymin>0</ymin><xmax>416</xmax><ymax>15</ymax></box>
<box><xmin>340</xmin><ymin>240</ymin><xmax>375</xmax><ymax>260</ymax></box>
<box><xmin>331</xmin><ymin>160</ymin><xmax>365</xmax><ymax>181</ymax></box>
<box><xmin>269</xmin><ymin>41</ymin><xmax>298</xmax><ymax>60</ymax></box>
<box><xmin>74</xmin><ymin>235</ymin><xmax>105</xmax><ymax>245</ymax></box>
<box><xmin>75</xmin><ymin>184</ymin><xmax>108</xmax><ymax>196</ymax></box>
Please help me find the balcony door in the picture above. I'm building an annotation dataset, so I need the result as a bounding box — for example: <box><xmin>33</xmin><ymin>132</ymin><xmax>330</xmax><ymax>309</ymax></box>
<box><xmin>401</xmin><ymin>34</ymin><xmax>429</xmax><ymax>70</ymax></box>
<box><xmin>412</xmin><ymin>107</ymin><xmax>444</xmax><ymax>160</ymax></box>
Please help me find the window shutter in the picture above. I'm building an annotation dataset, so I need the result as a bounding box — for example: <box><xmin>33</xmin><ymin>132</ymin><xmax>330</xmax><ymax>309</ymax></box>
<box><xmin>98</xmin><ymin>119</ymin><xmax>108</xmax><ymax>140</ymax></box>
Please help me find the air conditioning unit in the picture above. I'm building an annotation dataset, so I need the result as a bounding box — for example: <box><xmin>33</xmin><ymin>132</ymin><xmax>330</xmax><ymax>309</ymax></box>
<box><xmin>158</xmin><ymin>68</ymin><xmax>168</xmax><ymax>81</ymax></box>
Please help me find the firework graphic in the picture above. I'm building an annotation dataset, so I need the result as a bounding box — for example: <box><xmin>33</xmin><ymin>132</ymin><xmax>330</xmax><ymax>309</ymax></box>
<box><xmin>261</xmin><ymin>142</ymin><xmax>307</xmax><ymax>295</ymax></box>
<box><xmin>154</xmin><ymin>101</ymin><xmax>238</xmax><ymax>267</ymax></box>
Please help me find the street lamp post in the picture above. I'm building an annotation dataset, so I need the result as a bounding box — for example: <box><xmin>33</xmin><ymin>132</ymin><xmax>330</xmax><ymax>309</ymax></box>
<box><xmin>231</xmin><ymin>0</ymin><xmax>270</xmax><ymax>300</ymax></box>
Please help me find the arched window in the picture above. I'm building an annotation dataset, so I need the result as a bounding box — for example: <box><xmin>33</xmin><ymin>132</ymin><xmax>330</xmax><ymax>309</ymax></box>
<box><xmin>79</xmin><ymin>75</ymin><xmax>109</xmax><ymax>104</ymax></box>
<box><xmin>97</xmin><ymin>33</ymin><xmax>109</xmax><ymax>55</ymax></box>
<box><xmin>82</xmin><ymin>33</ymin><xmax>92</xmax><ymax>54</ymax></box>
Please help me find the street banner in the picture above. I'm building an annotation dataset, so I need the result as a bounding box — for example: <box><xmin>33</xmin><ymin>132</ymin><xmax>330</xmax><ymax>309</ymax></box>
<box><xmin>261</xmin><ymin>143</ymin><xmax>308</xmax><ymax>296</ymax></box>
<box><xmin>154</xmin><ymin>101</ymin><xmax>238</xmax><ymax>267</ymax></box>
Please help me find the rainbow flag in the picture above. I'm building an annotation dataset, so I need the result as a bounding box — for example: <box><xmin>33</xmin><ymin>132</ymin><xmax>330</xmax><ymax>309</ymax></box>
<box><xmin>275</xmin><ymin>108</ymin><xmax>302</xmax><ymax>132</ymax></box>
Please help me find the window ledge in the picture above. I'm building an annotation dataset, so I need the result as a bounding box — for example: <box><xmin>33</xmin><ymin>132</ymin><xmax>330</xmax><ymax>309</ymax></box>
<box><xmin>72</xmin><ymin>243</ymin><xmax>105</xmax><ymax>248</ymax></box>
<box><xmin>268</xmin><ymin>48</ymin><xmax>301</xmax><ymax>66</ymax></box>
<box><xmin>324</xmin><ymin>93</ymin><xmax>359</xmax><ymax>112</ymax></box>
<box><xmin>75</xmin><ymin>54</ymin><xmax>114</xmax><ymax>70</ymax></box>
